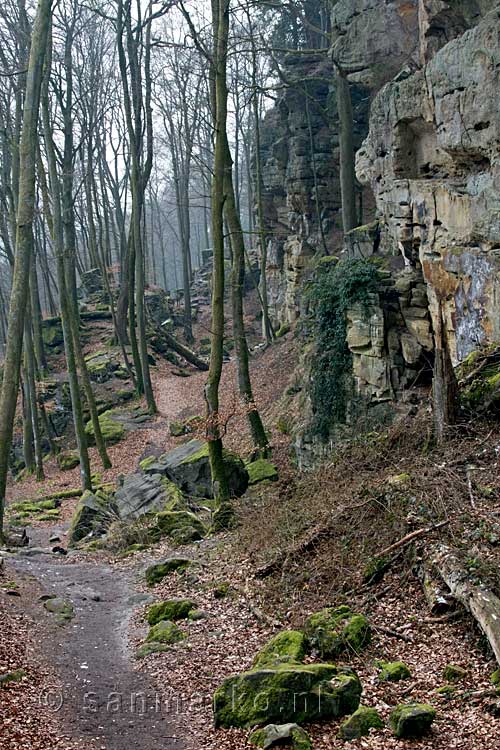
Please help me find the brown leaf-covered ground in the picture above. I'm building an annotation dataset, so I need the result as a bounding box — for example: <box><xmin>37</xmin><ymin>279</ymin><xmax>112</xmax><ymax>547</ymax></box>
<box><xmin>2</xmin><ymin>299</ymin><xmax>500</xmax><ymax>749</ymax></box>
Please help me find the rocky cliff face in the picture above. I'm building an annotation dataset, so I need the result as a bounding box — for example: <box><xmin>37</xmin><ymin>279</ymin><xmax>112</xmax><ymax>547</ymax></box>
<box><xmin>259</xmin><ymin>52</ymin><xmax>372</xmax><ymax>325</ymax></box>
<box><xmin>357</xmin><ymin>5</ymin><xmax>500</xmax><ymax>365</ymax></box>
<box><xmin>265</xmin><ymin>2</ymin><xmax>500</xmax><ymax>462</ymax></box>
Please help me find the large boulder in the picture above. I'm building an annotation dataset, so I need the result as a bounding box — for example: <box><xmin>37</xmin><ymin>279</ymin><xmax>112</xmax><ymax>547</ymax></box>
<box><xmin>253</xmin><ymin>631</ymin><xmax>308</xmax><ymax>668</ymax></box>
<box><xmin>142</xmin><ymin>439</ymin><xmax>249</xmax><ymax>498</ymax></box>
<box><xmin>68</xmin><ymin>490</ymin><xmax>116</xmax><ymax>546</ymax></box>
<box><xmin>114</xmin><ymin>473</ymin><xmax>183</xmax><ymax>520</ymax></box>
<box><xmin>213</xmin><ymin>663</ymin><xmax>361</xmax><ymax>728</ymax></box>
<box><xmin>41</xmin><ymin>317</ymin><xmax>64</xmax><ymax>351</ymax></box>
<box><xmin>85</xmin><ymin>409</ymin><xmax>125</xmax><ymax>446</ymax></box>
<box><xmin>304</xmin><ymin>606</ymin><xmax>371</xmax><ymax>659</ymax></box>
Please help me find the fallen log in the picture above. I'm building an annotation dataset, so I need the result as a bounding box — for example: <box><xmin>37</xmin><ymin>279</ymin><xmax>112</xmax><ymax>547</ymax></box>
<box><xmin>376</xmin><ymin>520</ymin><xmax>449</xmax><ymax>559</ymax></box>
<box><xmin>430</xmin><ymin>544</ymin><xmax>500</xmax><ymax>665</ymax></box>
<box><xmin>418</xmin><ymin>557</ymin><xmax>456</xmax><ymax>615</ymax></box>
<box><xmin>158</xmin><ymin>328</ymin><xmax>209</xmax><ymax>371</ymax></box>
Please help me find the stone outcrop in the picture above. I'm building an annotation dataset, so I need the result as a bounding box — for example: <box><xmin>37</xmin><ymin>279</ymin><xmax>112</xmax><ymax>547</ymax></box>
<box><xmin>258</xmin><ymin>52</ymin><xmax>372</xmax><ymax>325</ymax></box>
<box><xmin>357</xmin><ymin>6</ymin><xmax>500</xmax><ymax>365</ymax></box>
<box><xmin>271</xmin><ymin>2</ymin><xmax>500</xmax><ymax>463</ymax></box>
<box><xmin>330</xmin><ymin>0</ymin><xmax>419</xmax><ymax>88</ymax></box>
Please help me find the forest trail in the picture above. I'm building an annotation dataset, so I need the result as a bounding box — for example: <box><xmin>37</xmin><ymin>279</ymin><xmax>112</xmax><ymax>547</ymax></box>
<box><xmin>8</xmin><ymin>535</ymin><xmax>184</xmax><ymax>750</ymax></box>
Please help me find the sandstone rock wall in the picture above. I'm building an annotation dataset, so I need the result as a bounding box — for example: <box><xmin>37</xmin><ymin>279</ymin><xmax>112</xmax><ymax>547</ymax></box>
<box><xmin>357</xmin><ymin>6</ymin><xmax>500</xmax><ymax>365</ymax></box>
<box><xmin>259</xmin><ymin>52</ymin><xmax>372</xmax><ymax>325</ymax></box>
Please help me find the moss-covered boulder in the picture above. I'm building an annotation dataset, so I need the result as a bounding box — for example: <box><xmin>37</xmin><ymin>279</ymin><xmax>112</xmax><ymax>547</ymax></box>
<box><xmin>304</xmin><ymin>606</ymin><xmax>371</xmax><ymax>659</ymax></box>
<box><xmin>85</xmin><ymin>409</ymin><xmax>125</xmax><ymax>446</ymax></box>
<box><xmin>142</xmin><ymin>439</ymin><xmax>249</xmax><ymax>499</ymax></box>
<box><xmin>145</xmin><ymin>619</ymin><xmax>185</xmax><ymax>644</ymax></box>
<box><xmin>443</xmin><ymin>664</ymin><xmax>466</xmax><ymax>683</ymax></box>
<box><xmin>170</xmin><ymin>525</ymin><xmax>203</xmax><ymax>545</ymax></box>
<box><xmin>135</xmin><ymin>642</ymin><xmax>171</xmax><ymax>659</ymax></box>
<box><xmin>68</xmin><ymin>490</ymin><xmax>115</xmax><ymax>546</ymax></box>
<box><xmin>213</xmin><ymin>581</ymin><xmax>232</xmax><ymax>599</ymax></box>
<box><xmin>149</xmin><ymin>510</ymin><xmax>206</xmax><ymax>543</ymax></box>
<box><xmin>339</xmin><ymin>706</ymin><xmax>384</xmax><ymax>740</ymax></box>
<box><xmin>253</xmin><ymin>631</ymin><xmax>307</xmax><ymax>668</ymax></box>
<box><xmin>145</xmin><ymin>557</ymin><xmax>193</xmax><ymax>586</ymax></box>
<box><xmin>378</xmin><ymin>661</ymin><xmax>411</xmax><ymax>682</ymax></box>
<box><xmin>249</xmin><ymin>723</ymin><xmax>312</xmax><ymax>750</ymax></box>
<box><xmin>246</xmin><ymin>459</ymin><xmax>278</xmax><ymax>486</ymax></box>
<box><xmin>213</xmin><ymin>663</ymin><xmax>361</xmax><ymax>728</ymax></box>
<box><xmin>147</xmin><ymin>599</ymin><xmax>196</xmax><ymax>625</ymax></box>
<box><xmin>84</xmin><ymin>352</ymin><xmax>118</xmax><ymax>383</ymax></box>
<box><xmin>389</xmin><ymin>703</ymin><xmax>436</xmax><ymax>738</ymax></box>
<box><xmin>57</xmin><ymin>451</ymin><xmax>80</xmax><ymax>471</ymax></box>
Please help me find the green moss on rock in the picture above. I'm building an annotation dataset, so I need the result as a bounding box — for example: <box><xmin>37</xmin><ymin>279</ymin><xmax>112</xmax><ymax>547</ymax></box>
<box><xmin>135</xmin><ymin>642</ymin><xmax>171</xmax><ymax>659</ymax></box>
<box><xmin>57</xmin><ymin>452</ymin><xmax>80</xmax><ymax>471</ymax></box>
<box><xmin>149</xmin><ymin>510</ymin><xmax>205</xmax><ymax>543</ymax></box>
<box><xmin>147</xmin><ymin>599</ymin><xmax>196</xmax><ymax>625</ymax></box>
<box><xmin>443</xmin><ymin>664</ymin><xmax>466</xmax><ymax>683</ymax></box>
<box><xmin>68</xmin><ymin>490</ymin><xmax>114</xmax><ymax>546</ymax></box>
<box><xmin>304</xmin><ymin>606</ymin><xmax>371</xmax><ymax>659</ymax></box>
<box><xmin>378</xmin><ymin>661</ymin><xmax>411</xmax><ymax>682</ymax></box>
<box><xmin>139</xmin><ymin>455</ymin><xmax>157</xmax><ymax>471</ymax></box>
<box><xmin>253</xmin><ymin>631</ymin><xmax>307</xmax><ymax>668</ymax></box>
<box><xmin>213</xmin><ymin>581</ymin><xmax>232</xmax><ymax>599</ymax></box>
<box><xmin>246</xmin><ymin>459</ymin><xmax>278</xmax><ymax>485</ymax></box>
<box><xmin>339</xmin><ymin>705</ymin><xmax>384</xmax><ymax>740</ymax></box>
<box><xmin>43</xmin><ymin>597</ymin><xmax>74</xmax><ymax>623</ymax></box>
<box><xmin>436</xmin><ymin>685</ymin><xmax>455</xmax><ymax>696</ymax></box>
<box><xmin>85</xmin><ymin>410</ymin><xmax>125</xmax><ymax>446</ymax></box>
<box><xmin>490</xmin><ymin>668</ymin><xmax>500</xmax><ymax>686</ymax></box>
<box><xmin>145</xmin><ymin>619</ymin><xmax>185</xmax><ymax>644</ymax></box>
<box><xmin>249</xmin><ymin>723</ymin><xmax>312</xmax><ymax>749</ymax></box>
<box><xmin>145</xmin><ymin>557</ymin><xmax>192</xmax><ymax>586</ymax></box>
<box><xmin>389</xmin><ymin>703</ymin><xmax>436</xmax><ymax>738</ymax></box>
<box><xmin>213</xmin><ymin>663</ymin><xmax>362</xmax><ymax>728</ymax></box>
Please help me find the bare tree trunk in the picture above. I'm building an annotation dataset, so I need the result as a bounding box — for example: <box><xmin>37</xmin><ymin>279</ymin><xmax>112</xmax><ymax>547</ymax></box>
<box><xmin>335</xmin><ymin>70</ymin><xmax>357</xmax><ymax>234</ymax></box>
<box><xmin>223</xmin><ymin>142</ymin><xmax>269</xmax><ymax>456</ymax></box>
<box><xmin>0</xmin><ymin>0</ymin><xmax>52</xmax><ymax>539</ymax></box>
<box><xmin>208</xmin><ymin>0</ymin><xmax>231</xmax><ymax>529</ymax></box>
<box><xmin>433</xmin><ymin>301</ymin><xmax>458</xmax><ymax>443</ymax></box>
<box><xmin>40</xmin><ymin>37</ymin><xmax>92</xmax><ymax>493</ymax></box>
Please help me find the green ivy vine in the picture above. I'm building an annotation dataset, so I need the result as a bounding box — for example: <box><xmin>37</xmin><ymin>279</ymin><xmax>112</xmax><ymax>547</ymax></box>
<box><xmin>306</xmin><ymin>257</ymin><xmax>381</xmax><ymax>441</ymax></box>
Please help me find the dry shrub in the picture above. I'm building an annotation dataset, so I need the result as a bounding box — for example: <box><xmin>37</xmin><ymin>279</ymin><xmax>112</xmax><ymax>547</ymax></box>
<box><xmin>235</xmin><ymin>413</ymin><xmax>500</xmax><ymax>618</ymax></box>
<box><xmin>105</xmin><ymin>515</ymin><xmax>154</xmax><ymax>552</ymax></box>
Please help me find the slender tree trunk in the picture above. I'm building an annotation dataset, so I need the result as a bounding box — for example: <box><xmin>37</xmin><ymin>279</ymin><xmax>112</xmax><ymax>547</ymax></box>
<box><xmin>22</xmin><ymin>373</ymin><xmax>35</xmax><ymax>474</ymax></box>
<box><xmin>248</xmin><ymin>22</ymin><xmax>274</xmax><ymax>343</ymax></box>
<box><xmin>335</xmin><ymin>70</ymin><xmax>357</xmax><ymax>234</ymax></box>
<box><xmin>208</xmin><ymin>0</ymin><xmax>231</xmax><ymax>530</ymax></box>
<box><xmin>40</xmin><ymin>38</ymin><xmax>92</xmax><ymax>493</ymax></box>
<box><xmin>0</xmin><ymin>0</ymin><xmax>52</xmax><ymax>539</ymax></box>
<box><xmin>24</xmin><ymin>306</ymin><xmax>44</xmax><ymax>479</ymax></box>
<box><xmin>223</xmin><ymin>142</ymin><xmax>269</xmax><ymax>456</ymax></box>
<box><xmin>433</xmin><ymin>301</ymin><xmax>458</xmax><ymax>443</ymax></box>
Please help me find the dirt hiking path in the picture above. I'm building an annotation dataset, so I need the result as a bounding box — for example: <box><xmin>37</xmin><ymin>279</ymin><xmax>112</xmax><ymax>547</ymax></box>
<box><xmin>9</xmin><ymin>550</ymin><xmax>183</xmax><ymax>750</ymax></box>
